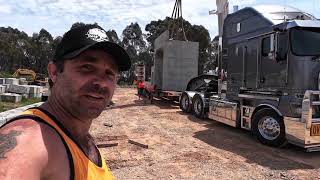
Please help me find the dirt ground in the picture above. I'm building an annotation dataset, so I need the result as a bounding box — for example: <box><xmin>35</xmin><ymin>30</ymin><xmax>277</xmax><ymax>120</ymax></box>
<box><xmin>90</xmin><ymin>88</ymin><xmax>320</xmax><ymax>180</ymax></box>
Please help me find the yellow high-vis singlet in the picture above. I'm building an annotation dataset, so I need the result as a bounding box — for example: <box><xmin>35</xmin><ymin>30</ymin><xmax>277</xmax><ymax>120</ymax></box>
<box><xmin>11</xmin><ymin>107</ymin><xmax>114</xmax><ymax>180</ymax></box>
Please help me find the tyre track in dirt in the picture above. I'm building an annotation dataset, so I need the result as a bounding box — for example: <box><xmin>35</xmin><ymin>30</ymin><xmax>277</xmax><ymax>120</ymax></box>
<box><xmin>90</xmin><ymin>88</ymin><xmax>320</xmax><ymax>179</ymax></box>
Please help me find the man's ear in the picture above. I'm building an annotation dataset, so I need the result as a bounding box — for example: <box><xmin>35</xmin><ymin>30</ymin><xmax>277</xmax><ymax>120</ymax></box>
<box><xmin>47</xmin><ymin>62</ymin><xmax>58</xmax><ymax>84</ymax></box>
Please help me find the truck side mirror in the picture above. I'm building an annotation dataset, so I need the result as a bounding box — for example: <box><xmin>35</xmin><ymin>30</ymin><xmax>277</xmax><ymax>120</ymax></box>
<box><xmin>270</xmin><ymin>34</ymin><xmax>275</xmax><ymax>53</ymax></box>
<box><xmin>268</xmin><ymin>33</ymin><xmax>280</xmax><ymax>60</ymax></box>
<box><xmin>275</xmin><ymin>32</ymin><xmax>288</xmax><ymax>62</ymax></box>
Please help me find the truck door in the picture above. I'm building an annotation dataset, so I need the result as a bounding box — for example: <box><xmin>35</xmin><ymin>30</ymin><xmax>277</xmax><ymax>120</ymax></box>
<box><xmin>226</xmin><ymin>45</ymin><xmax>243</xmax><ymax>99</ymax></box>
<box><xmin>231</xmin><ymin>42</ymin><xmax>258</xmax><ymax>90</ymax></box>
<box><xmin>244</xmin><ymin>40</ymin><xmax>259</xmax><ymax>89</ymax></box>
<box><xmin>259</xmin><ymin>34</ymin><xmax>287</xmax><ymax>89</ymax></box>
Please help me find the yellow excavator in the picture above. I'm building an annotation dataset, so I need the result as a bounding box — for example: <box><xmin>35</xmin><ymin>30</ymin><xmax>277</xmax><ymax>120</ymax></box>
<box><xmin>12</xmin><ymin>68</ymin><xmax>48</xmax><ymax>86</ymax></box>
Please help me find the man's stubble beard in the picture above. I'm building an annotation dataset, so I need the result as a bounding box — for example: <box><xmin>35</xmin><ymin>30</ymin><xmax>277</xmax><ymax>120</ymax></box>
<box><xmin>60</xmin><ymin>78</ymin><xmax>112</xmax><ymax>120</ymax></box>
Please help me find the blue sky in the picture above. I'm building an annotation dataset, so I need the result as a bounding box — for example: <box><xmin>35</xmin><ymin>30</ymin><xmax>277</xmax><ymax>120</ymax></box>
<box><xmin>0</xmin><ymin>0</ymin><xmax>319</xmax><ymax>39</ymax></box>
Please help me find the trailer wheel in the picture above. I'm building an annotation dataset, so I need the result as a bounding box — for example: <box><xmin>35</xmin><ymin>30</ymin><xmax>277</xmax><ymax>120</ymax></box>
<box><xmin>180</xmin><ymin>93</ymin><xmax>192</xmax><ymax>113</ymax></box>
<box><xmin>252</xmin><ymin>108</ymin><xmax>286</xmax><ymax>147</ymax></box>
<box><xmin>192</xmin><ymin>95</ymin><xmax>205</xmax><ymax>119</ymax></box>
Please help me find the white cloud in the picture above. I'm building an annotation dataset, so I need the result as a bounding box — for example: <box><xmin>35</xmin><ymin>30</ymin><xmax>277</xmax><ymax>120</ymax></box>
<box><xmin>0</xmin><ymin>0</ymin><xmax>319</xmax><ymax>40</ymax></box>
<box><xmin>0</xmin><ymin>4</ymin><xmax>12</xmax><ymax>13</ymax></box>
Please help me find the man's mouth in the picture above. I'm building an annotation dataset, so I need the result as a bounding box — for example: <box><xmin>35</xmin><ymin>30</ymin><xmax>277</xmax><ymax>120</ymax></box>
<box><xmin>85</xmin><ymin>94</ymin><xmax>105</xmax><ymax>101</ymax></box>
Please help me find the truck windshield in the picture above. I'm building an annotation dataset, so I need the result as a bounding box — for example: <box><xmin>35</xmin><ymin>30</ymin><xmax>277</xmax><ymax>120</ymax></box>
<box><xmin>291</xmin><ymin>28</ymin><xmax>320</xmax><ymax>56</ymax></box>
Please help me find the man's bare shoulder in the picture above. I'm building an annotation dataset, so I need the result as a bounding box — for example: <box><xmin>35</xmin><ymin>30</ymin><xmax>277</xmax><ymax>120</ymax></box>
<box><xmin>0</xmin><ymin>118</ymin><xmax>70</xmax><ymax>180</ymax></box>
<box><xmin>0</xmin><ymin>119</ymin><xmax>46</xmax><ymax>159</ymax></box>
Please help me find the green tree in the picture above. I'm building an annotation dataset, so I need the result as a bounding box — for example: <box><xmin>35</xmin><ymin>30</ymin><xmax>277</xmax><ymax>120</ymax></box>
<box><xmin>122</xmin><ymin>22</ymin><xmax>146</xmax><ymax>52</ymax></box>
<box><xmin>145</xmin><ymin>17</ymin><xmax>172</xmax><ymax>50</ymax></box>
<box><xmin>30</xmin><ymin>28</ymin><xmax>54</xmax><ymax>75</ymax></box>
<box><xmin>121</xmin><ymin>22</ymin><xmax>147</xmax><ymax>83</ymax></box>
<box><xmin>204</xmin><ymin>36</ymin><xmax>219</xmax><ymax>73</ymax></box>
<box><xmin>189</xmin><ymin>25</ymin><xmax>211</xmax><ymax>73</ymax></box>
<box><xmin>0</xmin><ymin>27</ymin><xmax>31</xmax><ymax>73</ymax></box>
<box><xmin>0</xmin><ymin>26</ymin><xmax>57</xmax><ymax>75</ymax></box>
<box><xmin>106</xmin><ymin>30</ymin><xmax>121</xmax><ymax>45</ymax></box>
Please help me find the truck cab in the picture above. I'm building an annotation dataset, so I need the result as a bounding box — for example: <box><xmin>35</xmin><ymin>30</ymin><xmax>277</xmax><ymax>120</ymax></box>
<box><xmin>209</xmin><ymin>4</ymin><xmax>320</xmax><ymax>151</ymax></box>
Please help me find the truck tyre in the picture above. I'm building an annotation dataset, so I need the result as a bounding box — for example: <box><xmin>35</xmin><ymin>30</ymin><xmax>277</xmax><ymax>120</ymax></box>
<box><xmin>252</xmin><ymin>108</ymin><xmax>286</xmax><ymax>147</ymax></box>
<box><xmin>180</xmin><ymin>93</ymin><xmax>192</xmax><ymax>113</ymax></box>
<box><xmin>192</xmin><ymin>95</ymin><xmax>205</xmax><ymax>119</ymax></box>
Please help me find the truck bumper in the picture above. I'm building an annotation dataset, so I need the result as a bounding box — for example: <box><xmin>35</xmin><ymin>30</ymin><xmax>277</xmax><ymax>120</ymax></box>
<box><xmin>284</xmin><ymin>90</ymin><xmax>320</xmax><ymax>152</ymax></box>
<box><xmin>284</xmin><ymin>117</ymin><xmax>320</xmax><ymax>151</ymax></box>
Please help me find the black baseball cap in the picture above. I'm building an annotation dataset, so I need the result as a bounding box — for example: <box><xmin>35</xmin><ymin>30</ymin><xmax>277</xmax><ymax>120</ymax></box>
<box><xmin>54</xmin><ymin>24</ymin><xmax>131</xmax><ymax>71</ymax></box>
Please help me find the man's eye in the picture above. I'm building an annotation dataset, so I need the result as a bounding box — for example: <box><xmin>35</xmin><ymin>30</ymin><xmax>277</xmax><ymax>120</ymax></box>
<box><xmin>81</xmin><ymin>65</ymin><xmax>93</xmax><ymax>71</ymax></box>
<box><xmin>104</xmin><ymin>72</ymin><xmax>114</xmax><ymax>81</ymax></box>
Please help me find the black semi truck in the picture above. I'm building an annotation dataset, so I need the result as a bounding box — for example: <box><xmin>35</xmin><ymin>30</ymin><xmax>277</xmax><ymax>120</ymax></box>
<box><xmin>180</xmin><ymin>4</ymin><xmax>320</xmax><ymax>151</ymax></box>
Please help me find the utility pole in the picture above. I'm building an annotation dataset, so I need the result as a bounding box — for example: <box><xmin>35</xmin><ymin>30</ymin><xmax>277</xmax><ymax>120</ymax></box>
<box><xmin>209</xmin><ymin>0</ymin><xmax>229</xmax><ymax>72</ymax></box>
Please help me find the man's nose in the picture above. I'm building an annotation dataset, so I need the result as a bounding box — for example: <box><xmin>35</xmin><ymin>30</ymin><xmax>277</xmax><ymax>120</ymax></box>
<box><xmin>93</xmin><ymin>74</ymin><xmax>112</xmax><ymax>88</ymax></box>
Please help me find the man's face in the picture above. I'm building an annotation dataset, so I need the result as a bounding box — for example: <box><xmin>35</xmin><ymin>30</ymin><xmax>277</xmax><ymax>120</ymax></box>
<box><xmin>51</xmin><ymin>49</ymin><xmax>119</xmax><ymax>120</ymax></box>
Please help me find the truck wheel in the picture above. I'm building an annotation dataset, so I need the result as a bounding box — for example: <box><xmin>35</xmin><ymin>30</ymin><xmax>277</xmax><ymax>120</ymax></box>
<box><xmin>180</xmin><ymin>93</ymin><xmax>192</xmax><ymax>113</ymax></box>
<box><xmin>192</xmin><ymin>95</ymin><xmax>205</xmax><ymax>119</ymax></box>
<box><xmin>252</xmin><ymin>108</ymin><xmax>286</xmax><ymax>147</ymax></box>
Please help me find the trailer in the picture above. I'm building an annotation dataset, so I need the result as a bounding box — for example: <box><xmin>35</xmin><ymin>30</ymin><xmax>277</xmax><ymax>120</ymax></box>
<box><xmin>145</xmin><ymin>30</ymin><xmax>199</xmax><ymax>102</ymax></box>
<box><xmin>181</xmin><ymin>3</ymin><xmax>320</xmax><ymax>151</ymax></box>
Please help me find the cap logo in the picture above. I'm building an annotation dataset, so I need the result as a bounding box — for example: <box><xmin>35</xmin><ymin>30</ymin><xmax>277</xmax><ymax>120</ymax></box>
<box><xmin>85</xmin><ymin>28</ymin><xmax>109</xmax><ymax>42</ymax></box>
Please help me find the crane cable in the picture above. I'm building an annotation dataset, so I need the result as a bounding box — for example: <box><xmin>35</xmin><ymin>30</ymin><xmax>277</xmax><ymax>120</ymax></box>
<box><xmin>168</xmin><ymin>0</ymin><xmax>188</xmax><ymax>41</ymax></box>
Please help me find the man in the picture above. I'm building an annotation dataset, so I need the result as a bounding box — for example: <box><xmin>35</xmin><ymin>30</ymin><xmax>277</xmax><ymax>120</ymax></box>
<box><xmin>137</xmin><ymin>80</ymin><xmax>145</xmax><ymax>100</ymax></box>
<box><xmin>0</xmin><ymin>24</ymin><xmax>131</xmax><ymax>180</ymax></box>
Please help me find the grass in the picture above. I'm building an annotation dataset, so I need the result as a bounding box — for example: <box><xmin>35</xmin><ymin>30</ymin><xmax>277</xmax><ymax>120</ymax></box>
<box><xmin>0</xmin><ymin>97</ymin><xmax>41</xmax><ymax>113</ymax></box>
<box><xmin>0</xmin><ymin>71</ymin><xmax>13</xmax><ymax>78</ymax></box>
